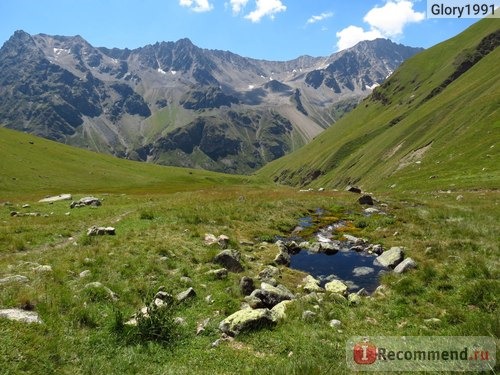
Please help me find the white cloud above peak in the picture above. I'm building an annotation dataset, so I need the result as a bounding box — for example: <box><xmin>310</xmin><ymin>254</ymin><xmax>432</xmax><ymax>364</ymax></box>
<box><xmin>336</xmin><ymin>0</ymin><xmax>424</xmax><ymax>50</ymax></box>
<box><xmin>229</xmin><ymin>0</ymin><xmax>249</xmax><ymax>14</ymax></box>
<box><xmin>179</xmin><ymin>0</ymin><xmax>214</xmax><ymax>13</ymax></box>
<box><xmin>244</xmin><ymin>0</ymin><xmax>287</xmax><ymax>22</ymax></box>
<box><xmin>306</xmin><ymin>11</ymin><xmax>333</xmax><ymax>25</ymax></box>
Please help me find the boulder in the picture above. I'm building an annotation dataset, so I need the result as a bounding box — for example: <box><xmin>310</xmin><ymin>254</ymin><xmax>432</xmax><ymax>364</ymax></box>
<box><xmin>176</xmin><ymin>287</ymin><xmax>196</xmax><ymax>302</ymax></box>
<box><xmin>251</xmin><ymin>282</ymin><xmax>294</xmax><ymax>308</ymax></box>
<box><xmin>325</xmin><ymin>280</ymin><xmax>348</xmax><ymax>296</ymax></box>
<box><xmin>0</xmin><ymin>309</ymin><xmax>42</xmax><ymax>324</ymax></box>
<box><xmin>348</xmin><ymin>293</ymin><xmax>362</xmax><ymax>305</ymax></box>
<box><xmin>346</xmin><ymin>186</ymin><xmax>362</xmax><ymax>194</ymax></box>
<box><xmin>205</xmin><ymin>268</ymin><xmax>228</xmax><ymax>279</ymax></box>
<box><xmin>71</xmin><ymin>197</ymin><xmax>101</xmax><ymax>209</ymax></box>
<box><xmin>270</xmin><ymin>300</ymin><xmax>293</xmax><ymax>321</ymax></box>
<box><xmin>274</xmin><ymin>250</ymin><xmax>290</xmax><ymax>266</ymax></box>
<box><xmin>87</xmin><ymin>226</ymin><xmax>115</xmax><ymax>236</ymax></box>
<box><xmin>358</xmin><ymin>195</ymin><xmax>374</xmax><ymax>205</ymax></box>
<box><xmin>374</xmin><ymin>247</ymin><xmax>404</xmax><ymax>268</ymax></box>
<box><xmin>393</xmin><ymin>257</ymin><xmax>417</xmax><ymax>274</ymax></box>
<box><xmin>39</xmin><ymin>194</ymin><xmax>72</xmax><ymax>203</ymax></box>
<box><xmin>219</xmin><ymin>308</ymin><xmax>276</xmax><ymax>336</ymax></box>
<box><xmin>321</xmin><ymin>242</ymin><xmax>340</xmax><ymax>254</ymax></box>
<box><xmin>239</xmin><ymin>276</ymin><xmax>255</xmax><ymax>296</ymax></box>
<box><xmin>204</xmin><ymin>233</ymin><xmax>230</xmax><ymax>249</ymax></box>
<box><xmin>244</xmin><ymin>295</ymin><xmax>265</xmax><ymax>309</ymax></box>
<box><xmin>213</xmin><ymin>250</ymin><xmax>243</xmax><ymax>272</ymax></box>
<box><xmin>302</xmin><ymin>275</ymin><xmax>324</xmax><ymax>293</ymax></box>
<box><xmin>258</xmin><ymin>265</ymin><xmax>280</xmax><ymax>280</ymax></box>
<box><xmin>329</xmin><ymin>319</ymin><xmax>342</xmax><ymax>328</ymax></box>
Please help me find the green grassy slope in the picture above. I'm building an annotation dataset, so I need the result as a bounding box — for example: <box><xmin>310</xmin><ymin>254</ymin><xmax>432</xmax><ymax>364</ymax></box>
<box><xmin>257</xmin><ymin>18</ymin><xmax>500</xmax><ymax>192</ymax></box>
<box><xmin>0</xmin><ymin>127</ymin><xmax>250</xmax><ymax>199</ymax></box>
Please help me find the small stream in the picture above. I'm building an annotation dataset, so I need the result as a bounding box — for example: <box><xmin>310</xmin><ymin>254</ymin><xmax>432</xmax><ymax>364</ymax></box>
<box><xmin>288</xmin><ymin>213</ymin><xmax>386</xmax><ymax>294</ymax></box>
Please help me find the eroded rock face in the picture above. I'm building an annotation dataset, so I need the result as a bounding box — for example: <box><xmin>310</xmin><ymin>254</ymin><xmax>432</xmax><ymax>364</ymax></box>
<box><xmin>219</xmin><ymin>308</ymin><xmax>276</xmax><ymax>336</ymax></box>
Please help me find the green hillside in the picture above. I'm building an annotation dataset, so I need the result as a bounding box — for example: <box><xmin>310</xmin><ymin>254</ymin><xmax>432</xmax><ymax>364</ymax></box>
<box><xmin>0</xmin><ymin>127</ymin><xmax>250</xmax><ymax>199</ymax></box>
<box><xmin>258</xmin><ymin>18</ymin><xmax>500</xmax><ymax>192</ymax></box>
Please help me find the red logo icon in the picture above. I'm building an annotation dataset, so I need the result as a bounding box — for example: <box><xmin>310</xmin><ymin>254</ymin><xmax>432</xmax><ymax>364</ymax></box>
<box><xmin>353</xmin><ymin>342</ymin><xmax>377</xmax><ymax>365</ymax></box>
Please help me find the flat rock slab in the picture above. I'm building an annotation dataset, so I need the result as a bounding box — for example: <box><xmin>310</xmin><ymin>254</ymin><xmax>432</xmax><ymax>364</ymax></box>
<box><xmin>39</xmin><ymin>194</ymin><xmax>72</xmax><ymax>203</ymax></box>
<box><xmin>0</xmin><ymin>309</ymin><xmax>42</xmax><ymax>324</ymax></box>
<box><xmin>393</xmin><ymin>257</ymin><xmax>417</xmax><ymax>273</ymax></box>
<box><xmin>374</xmin><ymin>247</ymin><xmax>404</xmax><ymax>268</ymax></box>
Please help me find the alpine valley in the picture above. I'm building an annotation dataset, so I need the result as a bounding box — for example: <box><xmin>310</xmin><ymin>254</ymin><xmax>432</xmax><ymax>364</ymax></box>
<box><xmin>0</xmin><ymin>31</ymin><xmax>421</xmax><ymax>173</ymax></box>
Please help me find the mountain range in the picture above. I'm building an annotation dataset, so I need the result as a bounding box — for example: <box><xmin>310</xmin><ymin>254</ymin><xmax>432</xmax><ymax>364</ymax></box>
<box><xmin>0</xmin><ymin>31</ymin><xmax>422</xmax><ymax>173</ymax></box>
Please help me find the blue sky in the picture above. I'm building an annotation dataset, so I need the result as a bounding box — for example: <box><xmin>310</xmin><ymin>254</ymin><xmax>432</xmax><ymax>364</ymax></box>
<box><xmin>0</xmin><ymin>0</ymin><xmax>481</xmax><ymax>60</ymax></box>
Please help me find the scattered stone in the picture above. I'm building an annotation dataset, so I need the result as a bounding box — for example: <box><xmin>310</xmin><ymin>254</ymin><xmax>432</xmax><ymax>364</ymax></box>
<box><xmin>374</xmin><ymin>247</ymin><xmax>404</xmax><ymax>268</ymax></box>
<box><xmin>79</xmin><ymin>270</ymin><xmax>91</xmax><ymax>278</ymax></box>
<box><xmin>239</xmin><ymin>240</ymin><xmax>255</xmax><ymax>246</ymax></box>
<box><xmin>370</xmin><ymin>244</ymin><xmax>384</xmax><ymax>255</ymax></box>
<box><xmin>39</xmin><ymin>194</ymin><xmax>72</xmax><ymax>203</ymax></box>
<box><xmin>180</xmin><ymin>276</ymin><xmax>193</xmax><ymax>284</ymax></box>
<box><xmin>258</xmin><ymin>265</ymin><xmax>280</xmax><ymax>280</ymax></box>
<box><xmin>321</xmin><ymin>242</ymin><xmax>340</xmax><ymax>254</ymax></box>
<box><xmin>204</xmin><ymin>233</ymin><xmax>218</xmax><ymax>246</ymax></box>
<box><xmin>10</xmin><ymin>211</ymin><xmax>42</xmax><ymax>217</ymax></box>
<box><xmin>373</xmin><ymin>285</ymin><xmax>388</xmax><ymax>297</ymax></box>
<box><xmin>217</xmin><ymin>235</ymin><xmax>230</xmax><ymax>249</ymax></box>
<box><xmin>176</xmin><ymin>287</ymin><xmax>196</xmax><ymax>302</ymax></box>
<box><xmin>424</xmin><ymin>318</ymin><xmax>441</xmax><ymax>324</ymax></box>
<box><xmin>346</xmin><ymin>186</ymin><xmax>362</xmax><ymax>194</ymax></box>
<box><xmin>0</xmin><ymin>309</ymin><xmax>42</xmax><ymax>324</ymax></box>
<box><xmin>307</xmin><ymin>242</ymin><xmax>322</xmax><ymax>253</ymax></box>
<box><xmin>213</xmin><ymin>250</ymin><xmax>243</xmax><ymax>272</ymax></box>
<box><xmin>205</xmin><ymin>268</ymin><xmax>228</xmax><ymax>280</ymax></box>
<box><xmin>87</xmin><ymin>226</ymin><xmax>115</xmax><ymax>236</ymax></box>
<box><xmin>350</xmin><ymin>245</ymin><xmax>365</xmax><ymax>252</ymax></box>
<box><xmin>342</xmin><ymin>234</ymin><xmax>365</xmax><ymax>245</ymax></box>
<box><xmin>274</xmin><ymin>250</ymin><xmax>290</xmax><ymax>266</ymax></box>
<box><xmin>364</xmin><ymin>207</ymin><xmax>380</xmax><ymax>214</ymax></box>
<box><xmin>358</xmin><ymin>195</ymin><xmax>374</xmax><ymax>205</ymax></box>
<box><xmin>196</xmin><ymin>318</ymin><xmax>210</xmax><ymax>335</ymax></box>
<box><xmin>239</xmin><ymin>276</ymin><xmax>255</xmax><ymax>296</ymax></box>
<box><xmin>352</xmin><ymin>267</ymin><xmax>374</xmax><ymax>277</ymax></box>
<box><xmin>270</xmin><ymin>300</ymin><xmax>293</xmax><ymax>321</ymax></box>
<box><xmin>302</xmin><ymin>310</ymin><xmax>317</xmax><ymax>321</ymax></box>
<box><xmin>205</xmin><ymin>295</ymin><xmax>214</xmax><ymax>304</ymax></box>
<box><xmin>172</xmin><ymin>317</ymin><xmax>186</xmax><ymax>326</ymax></box>
<box><xmin>329</xmin><ymin>319</ymin><xmax>342</xmax><ymax>328</ymax></box>
<box><xmin>324</xmin><ymin>280</ymin><xmax>348</xmax><ymax>296</ymax></box>
<box><xmin>83</xmin><ymin>282</ymin><xmax>118</xmax><ymax>301</ymax></box>
<box><xmin>318</xmin><ymin>188</ymin><xmax>325</xmax><ymax>192</ymax></box>
<box><xmin>251</xmin><ymin>282</ymin><xmax>295</xmax><ymax>308</ymax></box>
<box><xmin>244</xmin><ymin>295</ymin><xmax>265</xmax><ymax>309</ymax></box>
<box><xmin>302</xmin><ymin>275</ymin><xmax>324</xmax><ymax>293</ymax></box>
<box><xmin>22</xmin><ymin>204</ymin><xmax>30</xmax><ymax>208</ymax></box>
<box><xmin>393</xmin><ymin>257</ymin><xmax>417</xmax><ymax>274</ymax></box>
<box><xmin>456</xmin><ymin>195</ymin><xmax>464</xmax><ymax>201</ymax></box>
<box><xmin>0</xmin><ymin>275</ymin><xmax>29</xmax><ymax>284</ymax></box>
<box><xmin>205</xmin><ymin>233</ymin><xmax>230</xmax><ymax>249</ymax></box>
<box><xmin>219</xmin><ymin>308</ymin><xmax>276</xmax><ymax>336</ymax></box>
<box><xmin>32</xmin><ymin>265</ymin><xmax>52</xmax><ymax>273</ymax></box>
<box><xmin>70</xmin><ymin>197</ymin><xmax>101</xmax><ymax>209</ymax></box>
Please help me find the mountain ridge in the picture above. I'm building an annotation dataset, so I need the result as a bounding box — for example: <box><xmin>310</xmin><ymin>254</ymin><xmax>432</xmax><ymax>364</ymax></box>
<box><xmin>0</xmin><ymin>30</ymin><xmax>422</xmax><ymax>173</ymax></box>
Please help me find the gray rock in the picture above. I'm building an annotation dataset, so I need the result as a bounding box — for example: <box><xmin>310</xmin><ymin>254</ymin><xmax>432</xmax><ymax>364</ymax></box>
<box><xmin>0</xmin><ymin>309</ymin><xmax>42</xmax><ymax>324</ymax></box>
<box><xmin>321</xmin><ymin>242</ymin><xmax>340</xmax><ymax>254</ymax></box>
<box><xmin>219</xmin><ymin>308</ymin><xmax>276</xmax><ymax>336</ymax></box>
<box><xmin>206</xmin><ymin>268</ymin><xmax>228</xmax><ymax>279</ymax></box>
<box><xmin>258</xmin><ymin>265</ymin><xmax>280</xmax><ymax>280</ymax></box>
<box><xmin>346</xmin><ymin>186</ymin><xmax>362</xmax><ymax>194</ymax></box>
<box><xmin>204</xmin><ymin>233</ymin><xmax>218</xmax><ymax>246</ymax></box>
<box><xmin>239</xmin><ymin>276</ymin><xmax>255</xmax><ymax>296</ymax></box>
<box><xmin>79</xmin><ymin>270</ymin><xmax>91</xmax><ymax>278</ymax></box>
<box><xmin>180</xmin><ymin>276</ymin><xmax>193</xmax><ymax>284</ymax></box>
<box><xmin>374</xmin><ymin>247</ymin><xmax>404</xmax><ymax>268</ymax></box>
<box><xmin>329</xmin><ymin>319</ymin><xmax>342</xmax><ymax>328</ymax></box>
<box><xmin>274</xmin><ymin>250</ymin><xmax>290</xmax><ymax>266</ymax></box>
<box><xmin>393</xmin><ymin>257</ymin><xmax>417</xmax><ymax>274</ymax></box>
<box><xmin>348</xmin><ymin>293</ymin><xmax>362</xmax><ymax>305</ymax></box>
<box><xmin>325</xmin><ymin>280</ymin><xmax>348</xmax><ymax>296</ymax></box>
<box><xmin>370</xmin><ymin>244</ymin><xmax>384</xmax><ymax>255</ymax></box>
<box><xmin>244</xmin><ymin>295</ymin><xmax>265</xmax><ymax>309</ymax></box>
<box><xmin>71</xmin><ymin>197</ymin><xmax>101</xmax><ymax>209</ymax></box>
<box><xmin>270</xmin><ymin>300</ymin><xmax>293</xmax><ymax>321</ymax></box>
<box><xmin>217</xmin><ymin>235</ymin><xmax>230</xmax><ymax>249</ymax></box>
<box><xmin>251</xmin><ymin>282</ymin><xmax>294</xmax><ymax>308</ymax></box>
<box><xmin>213</xmin><ymin>250</ymin><xmax>243</xmax><ymax>272</ymax></box>
<box><xmin>0</xmin><ymin>275</ymin><xmax>29</xmax><ymax>284</ymax></box>
<box><xmin>176</xmin><ymin>287</ymin><xmax>196</xmax><ymax>302</ymax></box>
<box><xmin>84</xmin><ymin>282</ymin><xmax>118</xmax><ymax>301</ymax></box>
<box><xmin>364</xmin><ymin>207</ymin><xmax>380</xmax><ymax>214</ymax></box>
<box><xmin>87</xmin><ymin>226</ymin><xmax>115</xmax><ymax>236</ymax></box>
<box><xmin>302</xmin><ymin>310</ymin><xmax>317</xmax><ymax>321</ymax></box>
<box><xmin>302</xmin><ymin>275</ymin><xmax>324</xmax><ymax>293</ymax></box>
<box><xmin>39</xmin><ymin>194</ymin><xmax>72</xmax><ymax>203</ymax></box>
<box><xmin>358</xmin><ymin>195</ymin><xmax>374</xmax><ymax>205</ymax></box>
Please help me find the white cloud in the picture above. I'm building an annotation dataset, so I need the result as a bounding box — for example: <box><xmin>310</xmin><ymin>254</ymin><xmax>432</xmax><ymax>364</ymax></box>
<box><xmin>306</xmin><ymin>11</ymin><xmax>333</xmax><ymax>25</ymax></box>
<box><xmin>336</xmin><ymin>26</ymin><xmax>383</xmax><ymax>51</ymax></box>
<box><xmin>336</xmin><ymin>0</ymin><xmax>424</xmax><ymax>50</ymax></box>
<box><xmin>179</xmin><ymin>0</ymin><xmax>214</xmax><ymax>13</ymax></box>
<box><xmin>229</xmin><ymin>0</ymin><xmax>249</xmax><ymax>14</ymax></box>
<box><xmin>244</xmin><ymin>0</ymin><xmax>287</xmax><ymax>22</ymax></box>
<box><xmin>364</xmin><ymin>0</ymin><xmax>425</xmax><ymax>36</ymax></box>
